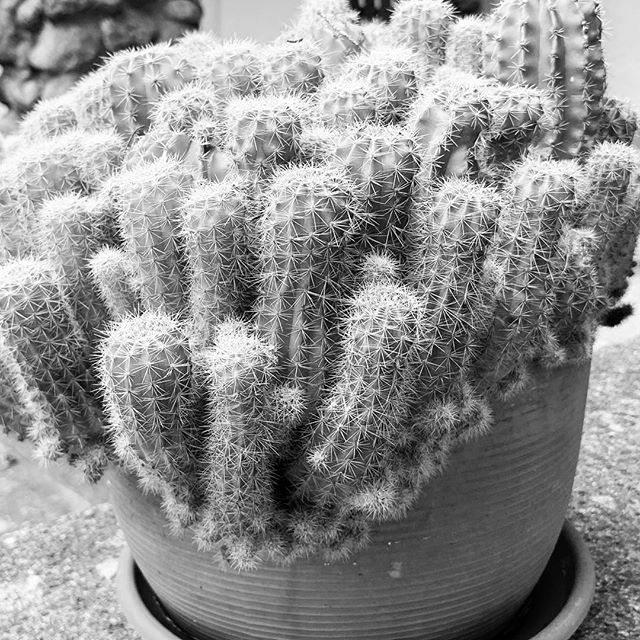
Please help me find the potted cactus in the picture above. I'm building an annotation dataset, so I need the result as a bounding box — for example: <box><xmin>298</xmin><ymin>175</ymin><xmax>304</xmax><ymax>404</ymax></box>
<box><xmin>0</xmin><ymin>0</ymin><xmax>637</xmax><ymax>638</ymax></box>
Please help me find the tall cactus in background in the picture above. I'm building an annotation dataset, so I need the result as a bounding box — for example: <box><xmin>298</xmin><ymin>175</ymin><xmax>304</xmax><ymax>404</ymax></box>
<box><xmin>484</xmin><ymin>0</ymin><xmax>606</xmax><ymax>160</ymax></box>
<box><xmin>389</xmin><ymin>0</ymin><xmax>456</xmax><ymax>76</ymax></box>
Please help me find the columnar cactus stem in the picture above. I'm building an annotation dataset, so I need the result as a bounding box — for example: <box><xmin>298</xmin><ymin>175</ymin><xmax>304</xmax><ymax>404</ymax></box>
<box><xmin>124</xmin><ymin>126</ymin><xmax>203</xmax><ymax>173</ymax></box>
<box><xmin>389</xmin><ymin>0</ymin><xmax>456</xmax><ymax>76</ymax></box>
<box><xmin>255</xmin><ymin>165</ymin><xmax>362</xmax><ymax>412</ymax></box>
<box><xmin>193</xmin><ymin>40</ymin><xmax>264</xmax><ymax>99</ymax></box>
<box><xmin>597</xmin><ymin>96</ymin><xmax>638</xmax><ymax>146</ymax></box>
<box><xmin>105</xmin><ymin>44</ymin><xmax>198</xmax><ymax>138</ymax></box>
<box><xmin>0</xmin><ymin>329</ymin><xmax>52</xmax><ymax>442</ymax></box>
<box><xmin>475</xmin><ymin>158</ymin><xmax>582</xmax><ymax>391</ymax></box>
<box><xmin>111</xmin><ymin>158</ymin><xmax>194</xmax><ymax>315</ymax></box>
<box><xmin>445</xmin><ymin>16</ymin><xmax>489</xmax><ymax>77</ymax></box>
<box><xmin>181</xmin><ymin>179</ymin><xmax>256</xmax><ymax>345</ymax></box>
<box><xmin>409</xmin><ymin>91</ymin><xmax>489</xmax><ymax>179</ymax></box>
<box><xmin>0</xmin><ymin>259</ymin><xmax>103</xmax><ymax>461</ymax></box>
<box><xmin>89</xmin><ymin>248</ymin><xmax>141</xmax><ymax>320</ymax></box>
<box><xmin>484</xmin><ymin>0</ymin><xmax>606</xmax><ymax>159</ymax></box>
<box><xmin>262</xmin><ymin>41</ymin><xmax>325</xmax><ymax>97</ymax></box>
<box><xmin>315</xmin><ymin>77</ymin><xmax>380</xmax><ymax>127</ymax></box>
<box><xmin>475</xmin><ymin>85</ymin><xmax>547</xmax><ymax>183</ymax></box>
<box><xmin>552</xmin><ymin>227</ymin><xmax>605</xmax><ymax>360</ymax></box>
<box><xmin>343</xmin><ymin>47</ymin><xmax>419</xmax><ymax>124</ymax></box>
<box><xmin>193</xmin><ymin>320</ymin><xmax>282</xmax><ymax>569</ymax></box>
<box><xmin>18</xmin><ymin>95</ymin><xmax>78</xmax><ymax>140</ymax></box>
<box><xmin>333</xmin><ymin>124</ymin><xmax>420</xmax><ymax>258</ymax></box>
<box><xmin>408</xmin><ymin>177</ymin><xmax>501</xmax><ymax>393</ymax></box>
<box><xmin>99</xmin><ymin>311</ymin><xmax>201</xmax><ymax>529</ymax></box>
<box><xmin>300</xmin><ymin>282</ymin><xmax>426</xmax><ymax>517</ymax></box>
<box><xmin>149</xmin><ymin>82</ymin><xmax>221</xmax><ymax>134</ymax></box>
<box><xmin>226</xmin><ymin>96</ymin><xmax>305</xmax><ymax>177</ymax></box>
<box><xmin>38</xmin><ymin>194</ymin><xmax>114</xmax><ymax>344</ymax></box>
<box><xmin>578</xmin><ymin>142</ymin><xmax>640</xmax><ymax>302</ymax></box>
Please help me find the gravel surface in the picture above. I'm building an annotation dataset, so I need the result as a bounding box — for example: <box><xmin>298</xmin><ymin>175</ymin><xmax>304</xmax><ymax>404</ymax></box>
<box><xmin>0</xmin><ymin>336</ymin><xmax>638</xmax><ymax>640</ymax></box>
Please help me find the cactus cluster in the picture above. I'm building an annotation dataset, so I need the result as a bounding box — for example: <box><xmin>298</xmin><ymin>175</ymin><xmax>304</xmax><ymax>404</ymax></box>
<box><xmin>0</xmin><ymin>0</ymin><xmax>639</xmax><ymax>570</ymax></box>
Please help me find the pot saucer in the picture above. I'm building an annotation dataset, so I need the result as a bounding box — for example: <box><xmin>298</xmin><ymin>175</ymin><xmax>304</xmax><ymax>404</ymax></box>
<box><xmin>116</xmin><ymin>520</ymin><xmax>595</xmax><ymax>640</ymax></box>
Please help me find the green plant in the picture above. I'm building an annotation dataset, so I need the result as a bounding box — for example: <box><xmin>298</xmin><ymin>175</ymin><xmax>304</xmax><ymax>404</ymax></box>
<box><xmin>0</xmin><ymin>0</ymin><xmax>638</xmax><ymax>570</ymax></box>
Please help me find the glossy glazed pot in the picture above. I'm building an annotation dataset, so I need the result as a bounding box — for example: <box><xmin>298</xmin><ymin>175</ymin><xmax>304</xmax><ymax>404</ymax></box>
<box><xmin>108</xmin><ymin>362</ymin><xmax>591</xmax><ymax>640</ymax></box>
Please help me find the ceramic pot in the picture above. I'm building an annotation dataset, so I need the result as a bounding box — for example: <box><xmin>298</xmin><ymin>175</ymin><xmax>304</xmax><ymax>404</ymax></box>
<box><xmin>108</xmin><ymin>362</ymin><xmax>591</xmax><ymax>640</ymax></box>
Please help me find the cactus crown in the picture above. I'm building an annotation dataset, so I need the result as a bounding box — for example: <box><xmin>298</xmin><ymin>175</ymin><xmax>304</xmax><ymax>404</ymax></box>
<box><xmin>0</xmin><ymin>0</ymin><xmax>638</xmax><ymax>570</ymax></box>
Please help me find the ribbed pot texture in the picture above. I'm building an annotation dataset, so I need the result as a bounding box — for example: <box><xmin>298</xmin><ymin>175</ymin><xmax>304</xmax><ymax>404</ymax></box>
<box><xmin>108</xmin><ymin>361</ymin><xmax>591</xmax><ymax>640</ymax></box>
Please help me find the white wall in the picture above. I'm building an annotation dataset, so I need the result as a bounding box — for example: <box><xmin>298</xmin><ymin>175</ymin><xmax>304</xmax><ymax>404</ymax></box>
<box><xmin>200</xmin><ymin>0</ymin><xmax>301</xmax><ymax>42</ymax></box>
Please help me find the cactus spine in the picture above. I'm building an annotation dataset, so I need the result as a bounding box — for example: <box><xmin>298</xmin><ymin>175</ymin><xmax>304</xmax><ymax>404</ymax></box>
<box><xmin>255</xmin><ymin>165</ymin><xmax>362</xmax><ymax>412</ymax></box>
<box><xmin>194</xmin><ymin>320</ymin><xmax>282</xmax><ymax>569</ymax></box>
<box><xmin>112</xmin><ymin>158</ymin><xmax>194</xmax><ymax>315</ymax></box>
<box><xmin>0</xmin><ymin>259</ymin><xmax>103</xmax><ymax>462</ymax></box>
<box><xmin>99</xmin><ymin>311</ymin><xmax>201</xmax><ymax>529</ymax></box>
<box><xmin>181</xmin><ymin>179</ymin><xmax>255</xmax><ymax>345</ymax></box>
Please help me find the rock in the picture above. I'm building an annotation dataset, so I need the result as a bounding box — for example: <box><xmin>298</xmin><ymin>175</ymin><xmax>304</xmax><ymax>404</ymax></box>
<box><xmin>0</xmin><ymin>67</ymin><xmax>45</xmax><ymax>112</ymax></box>
<box><xmin>0</xmin><ymin>0</ymin><xmax>29</xmax><ymax>63</ymax></box>
<box><xmin>162</xmin><ymin>0</ymin><xmax>201</xmax><ymax>25</ymax></box>
<box><xmin>100</xmin><ymin>5</ymin><xmax>157</xmax><ymax>50</ymax></box>
<box><xmin>42</xmin><ymin>0</ymin><xmax>121</xmax><ymax>20</ymax></box>
<box><xmin>28</xmin><ymin>18</ymin><xmax>103</xmax><ymax>72</ymax></box>
<box><xmin>15</xmin><ymin>0</ymin><xmax>43</xmax><ymax>30</ymax></box>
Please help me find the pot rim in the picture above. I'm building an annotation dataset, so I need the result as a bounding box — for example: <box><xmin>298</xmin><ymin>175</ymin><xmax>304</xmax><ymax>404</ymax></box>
<box><xmin>115</xmin><ymin>519</ymin><xmax>595</xmax><ymax>640</ymax></box>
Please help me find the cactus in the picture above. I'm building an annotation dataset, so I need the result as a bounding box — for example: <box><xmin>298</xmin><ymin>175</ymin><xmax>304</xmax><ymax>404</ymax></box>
<box><xmin>181</xmin><ymin>178</ymin><xmax>256</xmax><ymax>345</ymax></box>
<box><xmin>408</xmin><ymin>177</ymin><xmax>501</xmax><ymax>393</ymax></box>
<box><xmin>192</xmin><ymin>39</ymin><xmax>264</xmax><ymax>99</ymax></box>
<box><xmin>343</xmin><ymin>46</ymin><xmax>419</xmax><ymax>124</ymax></box>
<box><xmin>484</xmin><ymin>0</ymin><xmax>606</xmax><ymax>159</ymax></box>
<box><xmin>578</xmin><ymin>142</ymin><xmax>640</xmax><ymax>302</ymax></box>
<box><xmin>37</xmin><ymin>194</ymin><xmax>115</xmax><ymax>345</ymax></box>
<box><xmin>262</xmin><ymin>40</ymin><xmax>325</xmax><ymax>97</ymax></box>
<box><xmin>333</xmin><ymin>124</ymin><xmax>420</xmax><ymax>258</ymax></box>
<box><xmin>0</xmin><ymin>259</ymin><xmax>104</xmax><ymax>465</ymax></box>
<box><xmin>299</xmin><ymin>282</ymin><xmax>427</xmax><ymax>516</ymax></box>
<box><xmin>225</xmin><ymin>96</ymin><xmax>305</xmax><ymax>176</ymax></box>
<box><xmin>597</xmin><ymin>96</ymin><xmax>638</xmax><ymax>146</ymax></box>
<box><xmin>193</xmin><ymin>320</ymin><xmax>282</xmax><ymax>569</ymax></box>
<box><xmin>110</xmin><ymin>158</ymin><xmax>194</xmax><ymax>315</ymax></box>
<box><xmin>18</xmin><ymin>95</ymin><xmax>78</xmax><ymax>140</ymax></box>
<box><xmin>149</xmin><ymin>82</ymin><xmax>222</xmax><ymax>134</ymax></box>
<box><xmin>409</xmin><ymin>89</ymin><xmax>490</xmax><ymax>180</ymax></box>
<box><xmin>89</xmin><ymin>247</ymin><xmax>141</xmax><ymax>320</ymax></box>
<box><xmin>255</xmin><ymin>165</ymin><xmax>363</xmax><ymax>412</ymax></box>
<box><xmin>294</xmin><ymin>3</ymin><xmax>364</xmax><ymax>73</ymax></box>
<box><xmin>445</xmin><ymin>16</ymin><xmax>488</xmax><ymax>77</ymax></box>
<box><xmin>389</xmin><ymin>0</ymin><xmax>456</xmax><ymax>76</ymax></box>
<box><xmin>474</xmin><ymin>157</ymin><xmax>582</xmax><ymax>393</ymax></box>
<box><xmin>99</xmin><ymin>311</ymin><xmax>201</xmax><ymax>529</ymax></box>
<box><xmin>315</xmin><ymin>76</ymin><xmax>380</xmax><ymax>127</ymax></box>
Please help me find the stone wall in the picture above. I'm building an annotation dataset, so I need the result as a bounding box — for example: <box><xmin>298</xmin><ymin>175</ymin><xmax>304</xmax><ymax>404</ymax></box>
<box><xmin>0</xmin><ymin>0</ymin><xmax>202</xmax><ymax>115</ymax></box>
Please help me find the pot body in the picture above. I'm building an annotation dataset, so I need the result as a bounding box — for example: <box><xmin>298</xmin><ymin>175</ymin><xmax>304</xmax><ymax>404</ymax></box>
<box><xmin>108</xmin><ymin>362</ymin><xmax>590</xmax><ymax>640</ymax></box>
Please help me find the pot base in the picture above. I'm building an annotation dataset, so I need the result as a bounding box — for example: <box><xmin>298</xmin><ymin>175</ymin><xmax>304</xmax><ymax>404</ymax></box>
<box><xmin>116</xmin><ymin>520</ymin><xmax>595</xmax><ymax>640</ymax></box>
